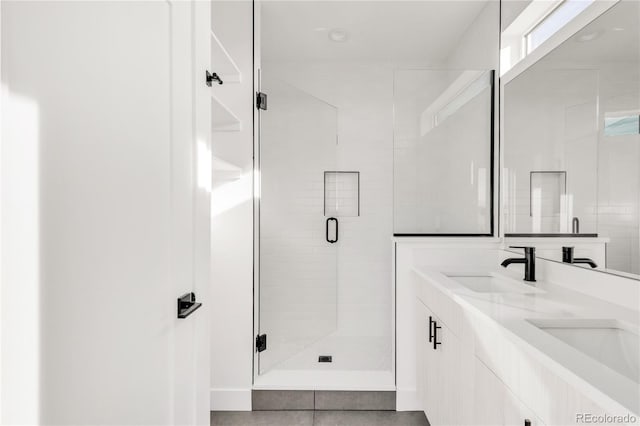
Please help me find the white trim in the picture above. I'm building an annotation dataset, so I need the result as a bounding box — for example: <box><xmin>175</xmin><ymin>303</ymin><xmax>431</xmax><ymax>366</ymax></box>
<box><xmin>522</xmin><ymin>0</ymin><xmax>567</xmax><ymax>50</ymax></box>
<box><xmin>210</xmin><ymin>388</ymin><xmax>252</xmax><ymax>411</ymax></box>
<box><xmin>395</xmin><ymin>388</ymin><xmax>421</xmax><ymax>412</ymax></box>
<box><xmin>503</xmin><ymin>0</ymin><xmax>563</xmax><ymax>38</ymax></box>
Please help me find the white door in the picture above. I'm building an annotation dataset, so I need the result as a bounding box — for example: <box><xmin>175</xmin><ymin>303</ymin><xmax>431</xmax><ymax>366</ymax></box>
<box><xmin>0</xmin><ymin>1</ymin><xmax>210</xmax><ymax>424</ymax></box>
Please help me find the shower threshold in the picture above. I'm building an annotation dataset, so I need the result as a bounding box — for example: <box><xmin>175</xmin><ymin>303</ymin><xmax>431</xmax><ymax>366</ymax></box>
<box><xmin>253</xmin><ymin>369</ymin><xmax>395</xmax><ymax>391</ymax></box>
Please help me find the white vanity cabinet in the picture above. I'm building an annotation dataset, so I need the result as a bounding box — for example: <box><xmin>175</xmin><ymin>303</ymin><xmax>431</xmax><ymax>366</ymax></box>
<box><xmin>413</xmin><ymin>269</ymin><xmax>631</xmax><ymax>426</ymax></box>
<box><xmin>415</xmin><ymin>301</ymin><xmax>474</xmax><ymax>425</ymax></box>
<box><xmin>415</xmin><ymin>295</ymin><xmax>541</xmax><ymax>426</ymax></box>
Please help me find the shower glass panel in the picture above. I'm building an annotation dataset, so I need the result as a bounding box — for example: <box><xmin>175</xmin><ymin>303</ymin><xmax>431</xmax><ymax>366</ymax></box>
<box><xmin>393</xmin><ymin>69</ymin><xmax>494</xmax><ymax>235</ymax></box>
<box><xmin>258</xmin><ymin>75</ymin><xmax>339</xmax><ymax>375</ymax></box>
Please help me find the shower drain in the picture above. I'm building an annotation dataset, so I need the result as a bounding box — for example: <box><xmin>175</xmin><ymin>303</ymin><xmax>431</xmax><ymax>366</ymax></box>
<box><xmin>318</xmin><ymin>355</ymin><xmax>332</xmax><ymax>363</ymax></box>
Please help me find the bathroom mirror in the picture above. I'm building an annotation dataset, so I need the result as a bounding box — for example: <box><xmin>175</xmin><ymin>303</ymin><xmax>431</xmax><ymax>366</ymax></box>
<box><xmin>503</xmin><ymin>1</ymin><xmax>640</xmax><ymax>278</ymax></box>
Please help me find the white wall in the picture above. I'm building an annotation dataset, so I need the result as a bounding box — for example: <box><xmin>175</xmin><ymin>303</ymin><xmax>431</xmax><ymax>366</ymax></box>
<box><xmin>446</xmin><ymin>0</ymin><xmax>500</xmax><ymax>70</ymax></box>
<box><xmin>209</xmin><ymin>0</ymin><xmax>255</xmax><ymax>411</ymax></box>
<box><xmin>596</xmin><ymin>64</ymin><xmax>640</xmax><ymax>275</ymax></box>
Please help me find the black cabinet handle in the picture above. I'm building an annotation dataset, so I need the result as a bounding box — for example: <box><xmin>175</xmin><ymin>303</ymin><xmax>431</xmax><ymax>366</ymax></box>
<box><xmin>177</xmin><ymin>292</ymin><xmax>202</xmax><ymax>319</ymax></box>
<box><xmin>432</xmin><ymin>319</ymin><xmax>441</xmax><ymax>350</ymax></box>
<box><xmin>326</xmin><ymin>217</ymin><xmax>338</xmax><ymax>243</ymax></box>
<box><xmin>428</xmin><ymin>316</ymin><xmax>434</xmax><ymax>342</ymax></box>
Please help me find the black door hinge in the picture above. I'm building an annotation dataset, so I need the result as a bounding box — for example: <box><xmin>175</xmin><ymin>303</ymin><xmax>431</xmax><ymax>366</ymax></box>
<box><xmin>257</xmin><ymin>92</ymin><xmax>267</xmax><ymax>110</ymax></box>
<box><xmin>256</xmin><ymin>334</ymin><xmax>267</xmax><ymax>352</ymax></box>
<box><xmin>206</xmin><ymin>70</ymin><xmax>223</xmax><ymax>87</ymax></box>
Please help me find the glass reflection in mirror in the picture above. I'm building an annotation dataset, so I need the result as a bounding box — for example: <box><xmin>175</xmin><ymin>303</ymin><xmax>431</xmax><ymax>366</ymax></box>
<box><xmin>503</xmin><ymin>1</ymin><xmax>640</xmax><ymax>277</ymax></box>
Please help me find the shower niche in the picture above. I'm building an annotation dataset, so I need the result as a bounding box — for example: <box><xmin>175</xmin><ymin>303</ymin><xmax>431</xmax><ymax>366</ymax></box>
<box><xmin>324</xmin><ymin>171</ymin><xmax>360</xmax><ymax>218</ymax></box>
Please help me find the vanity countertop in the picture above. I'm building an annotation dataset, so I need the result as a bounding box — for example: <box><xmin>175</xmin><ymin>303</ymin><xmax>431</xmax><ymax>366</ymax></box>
<box><xmin>413</xmin><ymin>265</ymin><xmax>640</xmax><ymax>416</ymax></box>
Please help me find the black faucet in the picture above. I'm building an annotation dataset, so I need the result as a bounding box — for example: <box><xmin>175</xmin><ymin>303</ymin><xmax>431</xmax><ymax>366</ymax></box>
<box><xmin>562</xmin><ymin>246</ymin><xmax>597</xmax><ymax>268</ymax></box>
<box><xmin>501</xmin><ymin>246</ymin><xmax>536</xmax><ymax>282</ymax></box>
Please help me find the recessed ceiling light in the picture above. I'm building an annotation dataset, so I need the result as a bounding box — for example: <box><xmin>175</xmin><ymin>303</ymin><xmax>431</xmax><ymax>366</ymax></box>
<box><xmin>612</xmin><ymin>27</ymin><xmax>625</xmax><ymax>31</ymax></box>
<box><xmin>575</xmin><ymin>30</ymin><xmax>602</xmax><ymax>42</ymax></box>
<box><xmin>328</xmin><ymin>28</ymin><xmax>349</xmax><ymax>43</ymax></box>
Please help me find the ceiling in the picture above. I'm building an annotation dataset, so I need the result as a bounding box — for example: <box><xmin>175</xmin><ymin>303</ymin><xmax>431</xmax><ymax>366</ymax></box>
<box><xmin>261</xmin><ymin>1</ymin><xmax>489</xmax><ymax>63</ymax></box>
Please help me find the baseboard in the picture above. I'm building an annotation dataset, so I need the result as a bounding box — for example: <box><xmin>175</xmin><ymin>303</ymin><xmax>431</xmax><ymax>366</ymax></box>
<box><xmin>395</xmin><ymin>388</ymin><xmax>421</xmax><ymax>411</ymax></box>
<box><xmin>210</xmin><ymin>388</ymin><xmax>252</xmax><ymax>411</ymax></box>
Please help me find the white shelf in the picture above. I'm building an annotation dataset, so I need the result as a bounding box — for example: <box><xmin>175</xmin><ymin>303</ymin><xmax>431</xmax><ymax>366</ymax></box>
<box><xmin>212</xmin><ymin>155</ymin><xmax>242</xmax><ymax>182</ymax></box>
<box><xmin>212</xmin><ymin>94</ymin><xmax>241</xmax><ymax>132</ymax></box>
<box><xmin>211</xmin><ymin>30</ymin><xmax>241</xmax><ymax>83</ymax></box>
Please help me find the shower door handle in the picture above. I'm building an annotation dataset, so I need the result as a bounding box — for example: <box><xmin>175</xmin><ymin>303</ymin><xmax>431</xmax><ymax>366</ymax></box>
<box><xmin>326</xmin><ymin>217</ymin><xmax>338</xmax><ymax>243</ymax></box>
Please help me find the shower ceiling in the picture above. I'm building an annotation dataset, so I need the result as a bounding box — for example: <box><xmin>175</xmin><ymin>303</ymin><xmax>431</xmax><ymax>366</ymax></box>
<box><xmin>261</xmin><ymin>0</ymin><xmax>489</xmax><ymax>62</ymax></box>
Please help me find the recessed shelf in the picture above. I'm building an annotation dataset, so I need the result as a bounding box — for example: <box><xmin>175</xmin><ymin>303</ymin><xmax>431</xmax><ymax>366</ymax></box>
<box><xmin>212</xmin><ymin>155</ymin><xmax>242</xmax><ymax>182</ymax></box>
<box><xmin>211</xmin><ymin>30</ymin><xmax>241</xmax><ymax>83</ymax></box>
<box><xmin>212</xmin><ymin>93</ymin><xmax>241</xmax><ymax>132</ymax></box>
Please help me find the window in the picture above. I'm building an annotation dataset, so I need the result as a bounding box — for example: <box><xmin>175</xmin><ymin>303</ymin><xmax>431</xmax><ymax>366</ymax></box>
<box><xmin>525</xmin><ymin>0</ymin><xmax>594</xmax><ymax>54</ymax></box>
<box><xmin>604</xmin><ymin>113</ymin><xmax>640</xmax><ymax>136</ymax></box>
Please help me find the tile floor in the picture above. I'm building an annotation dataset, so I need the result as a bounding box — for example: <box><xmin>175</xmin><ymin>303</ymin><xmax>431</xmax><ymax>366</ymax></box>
<box><xmin>210</xmin><ymin>410</ymin><xmax>429</xmax><ymax>426</ymax></box>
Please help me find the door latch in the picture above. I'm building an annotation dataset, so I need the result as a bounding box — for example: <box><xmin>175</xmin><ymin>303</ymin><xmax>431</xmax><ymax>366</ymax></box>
<box><xmin>206</xmin><ymin>70</ymin><xmax>223</xmax><ymax>86</ymax></box>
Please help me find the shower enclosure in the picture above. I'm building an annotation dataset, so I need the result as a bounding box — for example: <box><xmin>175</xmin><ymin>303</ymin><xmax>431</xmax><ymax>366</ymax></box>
<box><xmin>254</xmin><ymin>73</ymin><xmax>394</xmax><ymax>389</ymax></box>
<box><xmin>253</xmin><ymin>0</ymin><xmax>499</xmax><ymax>390</ymax></box>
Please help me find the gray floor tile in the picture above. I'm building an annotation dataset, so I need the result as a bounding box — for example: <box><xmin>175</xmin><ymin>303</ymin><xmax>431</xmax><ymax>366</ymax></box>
<box><xmin>252</xmin><ymin>390</ymin><xmax>315</xmax><ymax>410</ymax></box>
<box><xmin>314</xmin><ymin>391</ymin><xmax>395</xmax><ymax>411</ymax></box>
<box><xmin>210</xmin><ymin>411</ymin><xmax>314</xmax><ymax>426</ymax></box>
<box><xmin>312</xmin><ymin>411</ymin><xmax>429</xmax><ymax>426</ymax></box>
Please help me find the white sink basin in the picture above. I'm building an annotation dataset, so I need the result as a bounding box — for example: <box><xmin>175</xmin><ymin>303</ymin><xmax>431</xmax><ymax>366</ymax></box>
<box><xmin>528</xmin><ymin>318</ymin><xmax>640</xmax><ymax>384</ymax></box>
<box><xmin>446</xmin><ymin>274</ymin><xmax>542</xmax><ymax>294</ymax></box>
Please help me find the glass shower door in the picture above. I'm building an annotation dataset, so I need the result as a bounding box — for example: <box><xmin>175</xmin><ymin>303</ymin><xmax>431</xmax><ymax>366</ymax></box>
<box><xmin>257</xmin><ymin>74</ymin><xmax>339</xmax><ymax>375</ymax></box>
